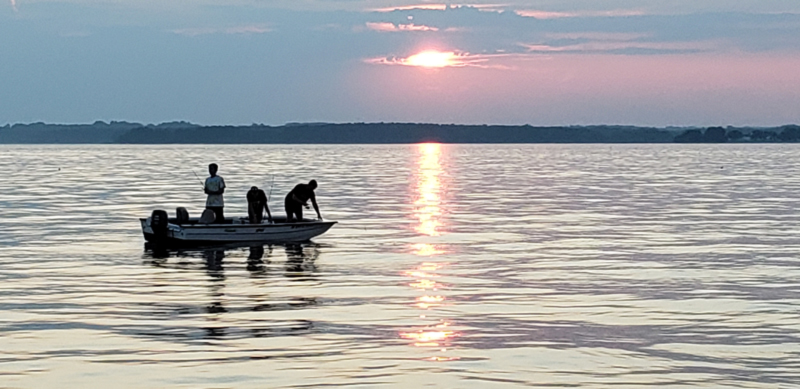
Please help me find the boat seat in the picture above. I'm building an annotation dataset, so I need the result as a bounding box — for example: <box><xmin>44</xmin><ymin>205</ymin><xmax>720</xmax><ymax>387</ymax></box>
<box><xmin>176</xmin><ymin>207</ymin><xmax>190</xmax><ymax>225</ymax></box>
<box><xmin>199</xmin><ymin>209</ymin><xmax>216</xmax><ymax>224</ymax></box>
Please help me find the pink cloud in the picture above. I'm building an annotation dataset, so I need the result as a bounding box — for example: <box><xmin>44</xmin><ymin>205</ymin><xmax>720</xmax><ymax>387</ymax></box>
<box><xmin>516</xmin><ymin>9</ymin><xmax>646</xmax><ymax>19</ymax></box>
<box><xmin>366</xmin><ymin>22</ymin><xmax>439</xmax><ymax>32</ymax></box>
<box><xmin>371</xmin><ymin>3</ymin><xmax>508</xmax><ymax>13</ymax></box>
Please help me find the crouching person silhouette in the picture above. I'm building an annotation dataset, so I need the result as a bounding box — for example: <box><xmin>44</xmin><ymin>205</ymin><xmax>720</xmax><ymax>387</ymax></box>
<box><xmin>247</xmin><ymin>186</ymin><xmax>271</xmax><ymax>224</ymax></box>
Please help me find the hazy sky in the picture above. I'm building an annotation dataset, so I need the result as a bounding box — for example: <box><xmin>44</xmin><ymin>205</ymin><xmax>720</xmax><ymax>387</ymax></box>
<box><xmin>2</xmin><ymin>0</ymin><xmax>800</xmax><ymax>126</ymax></box>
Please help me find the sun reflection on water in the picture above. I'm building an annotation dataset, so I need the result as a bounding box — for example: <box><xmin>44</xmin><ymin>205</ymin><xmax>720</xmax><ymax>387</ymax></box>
<box><xmin>409</xmin><ymin>278</ymin><xmax>441</xmax><ymax>290</ymax></box>
<box><xmin>401</xmin><ymin>143</ymin><xmax>461</xmax><ymax>361</ymax></box>
<box><xmin>399</xmin><ymin>321</ymin><xmax>460</xmax><ymax>347</ymax></box>
<box><xmin>416</xmin><ymin>295</ymin><xmax>445</xmax><ymax>309</ymax></box>
<box><xmin>414</xmin><ymin>143</ymin><xmax>445</xmax><ymax>236</ymax></box>
<box><xmin>412</xmin><ymin>243</ymin><xmax>445</xmax><ymax>256</ymax></box>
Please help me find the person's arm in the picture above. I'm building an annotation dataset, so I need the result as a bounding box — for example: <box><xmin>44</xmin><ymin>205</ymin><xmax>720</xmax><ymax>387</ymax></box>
<box><xmin>311</xmin><ymin>194</ymin><xmax>321</xmax><ymax>220</ymax></box>
<box><xmin>205</xmin><ymin>178</ymin><xmax>225</xmax><ymax>195</ymax></box>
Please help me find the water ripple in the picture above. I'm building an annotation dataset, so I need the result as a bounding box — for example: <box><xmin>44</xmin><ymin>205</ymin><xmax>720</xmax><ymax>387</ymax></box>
<box><xmin>2</xmin><ymin>144</ymin><xmax>800</xmax><ymax>387</ymax></box>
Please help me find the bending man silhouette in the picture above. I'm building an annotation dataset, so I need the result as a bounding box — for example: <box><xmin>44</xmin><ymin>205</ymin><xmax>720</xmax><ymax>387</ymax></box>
<box><xmin>284</xmin><ymin>179</ymin><xmax>322</xmax><ymax>222</ymax></box>
<box><xmin>247</xmin><ymin>186</ymin><xmax>272</xmax><ymax>224</ymax></box>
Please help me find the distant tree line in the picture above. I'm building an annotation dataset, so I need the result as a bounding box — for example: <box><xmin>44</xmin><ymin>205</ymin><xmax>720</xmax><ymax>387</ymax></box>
<box><xmin>114</xmin><ymin>123</ymin><xmax>675</xmax><ymax>144</ymax></box>
<box><xmin>674</xmin><ymin>125</ymin><xmax>800</xmax><ymax>143</ymax></box>
<box><xmin>2</xmin><ymin>121</ymin><xmax>800</xmax><ymax>144</ymax></box>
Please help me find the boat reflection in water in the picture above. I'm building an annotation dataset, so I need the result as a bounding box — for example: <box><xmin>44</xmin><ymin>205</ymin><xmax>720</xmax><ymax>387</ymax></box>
<box><xmin>246</xmin><ymin>245</ymin><xmax>269</xmax><ymax>273</ymax></box>
<box><xmin>285</xmin><ymin>244</ymin><xmax>320</xmax><ymax>279</ymax></box>
<box><xmin>142</xmin><ymin>242</ymin><xmax>321</xmax><ymax>340</ymax></box>
<box><xmin>402</xmin><ymin>143</ymin><xmax>461</xmax><ymax>362</ymax></box>
<box><xmin>144</xmin><ymin>242</ymin><xmax>321</xmax><ymax>279</ymax></box>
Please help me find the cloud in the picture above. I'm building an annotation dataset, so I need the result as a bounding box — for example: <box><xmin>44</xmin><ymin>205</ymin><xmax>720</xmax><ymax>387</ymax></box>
<box><xmin>170</xmin><ymin>25</ymin><xmax>272</xmax><ymax>36</ymax></box>
<box><xmin>515</xmin><ymin>9</ymin><xmax>646</xmax><ymax>19</ymax></box>
<box><xmin>10</xmin><ymin>0</ymin><xmax>17</xmax><ymax>12</ymax></box>
<box><xmin>371</xmin><ymin>4</ymin><xmax>447</xmax><ymax>12</ymax></box>
<box><xmin>545</xmin><ymin>32</ymin><xmax>651</xmax><ymax>41</ymax></box>
<box><xmin>522</xmin><ymin>40</ymin><xmax>720</xmax><ymax>54</ymax></box>
<box><xmin>366</xmin><ymin>22</ymin><xmax>438</xmax><ymax>32</ymax></box>
<box><xmin>370</xmin><ymin>3</ymin><xmax>508</xmax><ymax>13</ymax></box>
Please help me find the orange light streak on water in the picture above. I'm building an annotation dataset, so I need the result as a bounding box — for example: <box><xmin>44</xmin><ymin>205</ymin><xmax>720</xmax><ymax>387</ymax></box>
<box><xmin>416</xmin><ymin>295</ymin><xmax>445</xmax><ymax>309</ymax></box>
<box><xmin>401</xmin><ymin>143</ymin><xmax>460</xmax><ymax>361</ymax></box>
<box><xmin>418</xmin><ymin>262</ymin><xmax>445</xmax><ymax>271</ymax></box>
<box><xmin>404</xmin><ymin>270</ymin><xmax>440</xmax><ymax>278</ymax></box>
<box><xmin>413</xmin><ymin>243</ymin><xmax>445</xmax><ymax>256</ymax></box>
<box><xmin>409</xmin><ymin>279</ymin><xmax>440</xmax><ymax>289</ymax></box>
<box><xmin>414</xmin><ymin>143</ymin><xmax>445</xmax><ymax>236</ymax></box>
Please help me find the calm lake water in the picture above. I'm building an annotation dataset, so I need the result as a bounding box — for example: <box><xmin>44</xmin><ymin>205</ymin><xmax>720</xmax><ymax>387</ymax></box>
<box><xmin>2</xmin><ymin>144</ymin><xmax>800</xmax><ymax>388</ymax></box>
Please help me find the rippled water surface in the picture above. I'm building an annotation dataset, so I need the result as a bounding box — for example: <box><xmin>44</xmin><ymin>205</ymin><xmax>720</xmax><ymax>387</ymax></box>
<box><xmin>2</xmin><ymin>144</ymin><xmax>800</xmax><ymax>388</ymax></box>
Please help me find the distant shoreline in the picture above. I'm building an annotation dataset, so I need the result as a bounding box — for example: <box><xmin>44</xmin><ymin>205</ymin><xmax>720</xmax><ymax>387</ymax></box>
<box><xmin>1</xmin><ymin>122</ymin><xmax>798</xmax><ymax>144</ymax></box>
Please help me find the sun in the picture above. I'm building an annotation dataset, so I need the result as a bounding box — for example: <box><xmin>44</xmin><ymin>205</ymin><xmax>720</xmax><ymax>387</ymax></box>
<box><xmin>405</xmin><ymin>51</ymin><xmax>457</xmax><ymax>68</ymax></box>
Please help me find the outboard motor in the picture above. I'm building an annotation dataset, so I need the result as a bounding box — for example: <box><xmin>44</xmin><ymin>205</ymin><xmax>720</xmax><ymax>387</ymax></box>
<box><xmin>150</xmin><ymin>210</ymin><xmax>169</xmax><ymax>237</ymax></box>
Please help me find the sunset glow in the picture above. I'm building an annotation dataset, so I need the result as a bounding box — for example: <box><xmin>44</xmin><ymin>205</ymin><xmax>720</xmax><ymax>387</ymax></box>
<box><xmin>6</xmin><ymin>1</ymin><xmax>800</xmax><ymax>126</ymax></box>
<box><xmin>406</xmin><ymin>51</ymin><xmax>457</xmax><ymax>68</ymax></box>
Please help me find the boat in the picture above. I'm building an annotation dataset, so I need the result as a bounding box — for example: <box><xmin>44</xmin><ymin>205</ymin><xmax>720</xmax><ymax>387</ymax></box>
<box><xmin>140</xmin><ymin>208</ymin><xmax>336</xmax><ymax>247</ymax></box>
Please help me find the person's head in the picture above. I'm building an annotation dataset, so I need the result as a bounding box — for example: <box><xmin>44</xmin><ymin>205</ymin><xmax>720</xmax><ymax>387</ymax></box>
<box><xmin>250</xmin><ymin>186</ymin><xmax>258</xmax><ymax>192</ymax></box>
<box><xmin>308</xmin><ymin>179</ymin><xmax>318</xmax><ymax>190</ymax></box>
<box><xmin>208</xmin><ymin>163</ymin><xmax>218</xmax><ymax>176</ymax></box>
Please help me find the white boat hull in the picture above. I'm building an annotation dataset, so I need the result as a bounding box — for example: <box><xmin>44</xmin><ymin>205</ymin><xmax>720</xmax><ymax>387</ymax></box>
<box><xmin>140</xmin><ymin>217</ymin><xmax>336</xmax><ymax>246</ymax></box>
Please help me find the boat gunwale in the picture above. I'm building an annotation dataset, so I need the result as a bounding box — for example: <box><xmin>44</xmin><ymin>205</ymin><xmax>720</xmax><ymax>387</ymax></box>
<box><xmin>139</xmin><ymin>218</ymin><xmax>337</xmax><ymax>229</ymax></box>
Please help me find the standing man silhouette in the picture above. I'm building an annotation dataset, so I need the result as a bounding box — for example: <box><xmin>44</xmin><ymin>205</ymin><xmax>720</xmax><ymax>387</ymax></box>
<box><xmin>204</xmin><ymin>163</ymin><xmax>226</xmax><ymax>224</ymax></box>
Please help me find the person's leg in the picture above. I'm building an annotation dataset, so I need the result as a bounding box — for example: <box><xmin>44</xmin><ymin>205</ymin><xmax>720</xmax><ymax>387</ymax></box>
<box><xmin>248</xmin><ymin>203</ymin><xmax>262</xmax><ymax>224</ymax></box>
<box><xmin>254</xmin><ymin>203</ymin><xmax>263</xmax><ymax>223</ymax></box>
<box><xmin>209</xmin><ymin>207</ymin><xmax>224</xmax><ymax>224</ymax></box>
<box><xmin>285</xmin><ymin>201</ymin><xmax>303</xmax><ymax>222</ymax></box>
<box><xmin>248</xmin><ymin>203</ymin><xmax>257</xmax><ymax>224</ymax></box>
<box><xmin>285</xmin><ymin>198</ymin><xmax>293</xmax><ymax>222</ymax></box>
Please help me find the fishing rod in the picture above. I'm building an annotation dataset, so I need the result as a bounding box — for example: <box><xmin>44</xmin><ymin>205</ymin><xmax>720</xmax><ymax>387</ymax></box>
<box><xmin>267</xmin><ymin>174</ymin><xmax>275</xmax><ymax>202</ymax></box>
<box><xmin>192</xmin><ymin>170</ymin><xmax>205</xmax><ymax>188</ymax></box>
<box><xmin>263</xmin><ymin>174</ymin><xmax>275</xmax><ymax>223</ymax></box>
